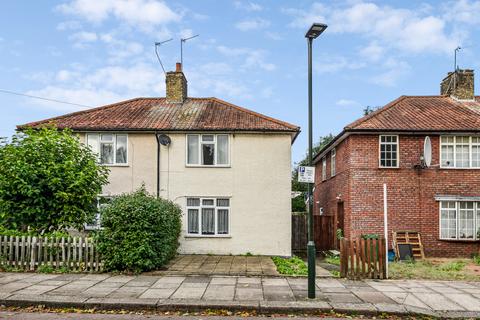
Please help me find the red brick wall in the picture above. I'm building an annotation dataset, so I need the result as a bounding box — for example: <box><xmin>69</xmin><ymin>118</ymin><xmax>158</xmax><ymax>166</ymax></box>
<box><xmin>314</xmin><ymin>133</ymin><xmax>480</xmax><ymax>257</ymax></box>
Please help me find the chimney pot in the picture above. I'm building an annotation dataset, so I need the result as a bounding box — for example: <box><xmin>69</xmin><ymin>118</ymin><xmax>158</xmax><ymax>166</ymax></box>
<box><xmin>176</xmin><ymin>62</ymin><xmax>182</xmax><ymax>72</ymax></box>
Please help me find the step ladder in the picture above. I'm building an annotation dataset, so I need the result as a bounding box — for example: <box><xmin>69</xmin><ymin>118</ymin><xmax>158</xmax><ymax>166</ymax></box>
<box><xmin>392</xmin><ymin>231</ymin><xmax>425</xmax><ymax>260</ymax></box>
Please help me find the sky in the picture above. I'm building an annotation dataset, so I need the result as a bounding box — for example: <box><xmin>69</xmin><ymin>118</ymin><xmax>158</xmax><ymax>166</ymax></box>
<box><xmin>1</xmin><ymin>0</ymin><xmax>480</xmax><ymax>164</ymax></box>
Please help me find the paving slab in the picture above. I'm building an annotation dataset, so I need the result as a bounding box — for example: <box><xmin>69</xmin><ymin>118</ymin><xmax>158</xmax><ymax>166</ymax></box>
<box><xmin>413</xmin><ymin>293</ymin><xmax>464</xmax><ymax>311</ymax></box>
<box><xmin>170</xmin><ymin>282</ymin><xmax>208</xmax><ymax>300</ymax></box>
<box><xmin>202</xmin><ymin>284</ymin><xmax>235</xmax><ymax>301</ymax></box>
<box><xmin>325</xmin><ymin>293</ymin><xmax>362</xmax><ymax>304</ymax></box>
<box><xmin>210</xmin><ymin>277</ymin><xmax>236</xmax><ymax>285</ymax></box>
<box><xmin>14</xmin><ymin>285</ymin><xmax>58</xmax><ymax>295</ymax></box>
<box><xmin>353</xmin><ymin>291</ymin><xmax>395</xmax><ymax>304</ymax></box>
<box><xmin>108</xmin><ymin>286</ymin><xmax>148</xmax><ymax>299</ymax></box>
<box><xmin>235</xmin><ymin>288</ymin><xmax>263</xmax><ymax>301</ymax></box>
<box><xmin>139</xmin><ymin>288</ymin><xmax>176</xmax><ymax>299</ymax></box>
<box><xmin>444</xmin><ymin>293</ymin><xmax>480</xmax><ymax>311</ymax></box>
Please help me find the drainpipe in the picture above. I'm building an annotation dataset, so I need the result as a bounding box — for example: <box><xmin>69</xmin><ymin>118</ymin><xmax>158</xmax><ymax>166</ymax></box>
<box><xmin>155</xmin><ymin>132</ymin><xmax>161</xmax><ymax>198</ymax></box>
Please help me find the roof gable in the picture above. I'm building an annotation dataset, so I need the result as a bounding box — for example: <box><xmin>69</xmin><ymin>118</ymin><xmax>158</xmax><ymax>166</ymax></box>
<box><xmin>20</xmin><ymin>97</ymin><xmax>300</xmax><ymax>134</ymax></box>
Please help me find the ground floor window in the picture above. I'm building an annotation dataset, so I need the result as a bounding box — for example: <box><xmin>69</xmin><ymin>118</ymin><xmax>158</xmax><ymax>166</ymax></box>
<box><xmin>85</xmin><ymin>196</ymin><xmax>113</xmax><ymax>230</ymax></box>
<box><xmin>186</xmin><ymin>197</ymin><xmax>230</xmax><ymax>236</ymax></box>
<box><xmin>439</xmin><ymin>201</ymin><xmax>480</xmax><ymax>240</ymax></box>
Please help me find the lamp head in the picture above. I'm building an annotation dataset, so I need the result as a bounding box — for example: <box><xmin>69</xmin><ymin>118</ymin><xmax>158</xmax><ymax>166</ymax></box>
<box><xmin>305</xmin><ymin>23</ymin><xmax>328</xmax><ymax>39</ymax></box>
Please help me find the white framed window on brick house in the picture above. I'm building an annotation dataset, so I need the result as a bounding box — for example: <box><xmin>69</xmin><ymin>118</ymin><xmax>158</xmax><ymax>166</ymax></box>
<box><xmin>86</xmin><ymin>133</ymin><xmax>128</xmax><ymax>165</ymax></box>
<box><xmin>186</xmin><ymin>134</ymin><xmax>229</xmax><ymax>166</ymax></box>
<box><xmin>379</xmin><ymin>135</ymin><xmax>399</xmax><ymax>168</ymax></box>
<box><xmin>322</xmin><ymin>157</ymin><xmax>327</xmax><ymax>181</ymax></box>
<box><xmin>186</xmin><ymin>197</ymin><xmax>230</xmax><ymax>236</ymax></box>
<box><xmin>331</xmin><ymin>148</ymin><xmax>336</xmax><ymax>177</ymax></box>
<box><xmin>440</xmin><ymin>136</ymin><xmax>480</xmax><ymax>168</ymax></box>
<box><xmin>439</xmin><ymin>201</ymin><xmax>480</xmax><ymax>240</ymax></box>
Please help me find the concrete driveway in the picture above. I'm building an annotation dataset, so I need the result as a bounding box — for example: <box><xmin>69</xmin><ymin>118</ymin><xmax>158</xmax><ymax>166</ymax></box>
<box><xmin>148</xmin><ymin>255</ymin><xmax>279</xmax><ymax>276</ymax></box>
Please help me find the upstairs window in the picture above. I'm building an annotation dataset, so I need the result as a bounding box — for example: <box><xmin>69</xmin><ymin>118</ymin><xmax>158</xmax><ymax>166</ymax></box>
<box><xmin>86</xmin><ymin>133</ymin><xmax>127</xmax><ymax>165</ymax></box>
<box><xmin>187</xmin><ymin>134</ymin><xmax>229</xmax><ymax>166</ymax></box>
<box><xmin>441</xmin><ymin>136</ymin><xmax>480</xmax><ymax>168</ymax></box>
<box><xmin>331</xmin><ymin>148</ymin><xmax>336</xmax><ymax>177</ymax></box>
<box><xmin>322</xmin><ymin>157</ymin><xmax>327</xmax><ymax>181</ymax></box>
<box><xmin>379</xmin><ymin>135</ymin><xmax>398</xmax><ymax>168</ymax></box>
<box><xmin>186</xmin><ymin>197</ymin><xmax>230</xmax><ymax>236</ymax></box>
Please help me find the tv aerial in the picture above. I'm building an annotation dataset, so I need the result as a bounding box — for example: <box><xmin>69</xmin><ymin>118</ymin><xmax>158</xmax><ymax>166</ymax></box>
<box><xmin>154</xmin><ymin>38</ymin><xmax>173</xmax><ymax>75</ymax></box>
<box><xmin>180</xmin><ymin>34</ymin><xmax>199</xmax><ymax>67</ymax></box>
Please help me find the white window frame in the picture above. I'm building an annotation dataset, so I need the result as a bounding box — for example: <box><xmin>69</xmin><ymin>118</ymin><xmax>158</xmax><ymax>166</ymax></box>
<box><xmin>322</xmin><ymin>157</ymin><xmax>327</xmax><ymax>181</ymax></box>
<box><xmin>440</xmin><ymin>136</ymin><xmax>480</xmax><ymax>169</ymax></box>
<box><xmin>86</xmin><ymin>133</ymin><xmax>128</xmax><ymax>166</ymax></box>
<box><xmin>331</xmin><ymin>148</ymin><xmax>336</xmax><ymax>177</ymax></box>
<box><xmin>85</xmin><ymin>195</ymin><xmax>113</xmax><ymax>230</ymax></box>
<box><xmin>379</xmin><ymin>135</ymin><xmax>399</xmax><ymax>168</ymax></box>
<box><xmin>186</xmin><ymin>134</ymin><xmax>230</xmax><ymax>167</ymax></box>
<box><xmin>439</xmin><ymin>201</ymin><xmax>480</xmax><ymax>241</ymax></box>
<box><xmin>185</xmin><ymin>197</ymin><xmax>231</xmax><ymax>237</ymax></box>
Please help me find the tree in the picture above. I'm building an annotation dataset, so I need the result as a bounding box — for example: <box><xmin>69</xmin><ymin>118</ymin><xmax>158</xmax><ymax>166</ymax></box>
<box><xmin>96</xmin><ymin>187</ymin><xmax>182</xmax><ymax>273</ymax></box>
<box><xmin>363</xmin><ymin>106</ymin><xmax>381</xmax><ymax>115</ymax></box>
<box><xmin>291</xmin><ymin>134</ymin><xmax>335</xmax><ymax>212</ymax></box>
<box><xmin>0</xmin><ymin>126</ymin><xmax>109</xmax><ymax>233</ymax></box>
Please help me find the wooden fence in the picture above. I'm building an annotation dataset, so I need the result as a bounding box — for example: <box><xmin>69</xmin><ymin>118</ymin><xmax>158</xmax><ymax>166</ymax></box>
<box><xmin>339</xmin><ymin>237</ymin><xmax>386</xmax><ymax>279</ymax></box>
<box><xmin>292</xmin><ymin>214</ymin><xmax>334</xmax><ymax>252</ymax></box>
<box><xmin>0</xmin><ymin>235</ymin><xmax>102</xmax><ymax>272</ymax></box>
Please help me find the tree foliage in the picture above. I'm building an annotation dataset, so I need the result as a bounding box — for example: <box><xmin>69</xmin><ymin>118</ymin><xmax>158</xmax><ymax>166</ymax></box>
<box><xmin>96</xmin><ymin>187</ymin><xmax>182</xmax><ymax>273</ymax></box>
<box><xmin>0</xmin><ymin>126</ymin><xmax>109</xmax><ymax>233</ymax></box>
<box><xmin>291</xmin><ymin>134</ymin><xmax>335</xmax><ymax>212</ymax></box>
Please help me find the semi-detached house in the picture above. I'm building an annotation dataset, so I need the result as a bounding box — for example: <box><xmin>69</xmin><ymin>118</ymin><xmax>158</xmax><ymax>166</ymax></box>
<box><xmin>314</xmin><ymin>69</ymin><xmax>480</xmax><ymax>257</ymax></box>
<box><xmin>21</xmin><ymin>63</ymin><xmax>300</xmax><ymax>256</ymax></box>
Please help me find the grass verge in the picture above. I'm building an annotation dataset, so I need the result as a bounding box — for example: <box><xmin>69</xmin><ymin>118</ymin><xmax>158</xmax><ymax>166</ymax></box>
<box><xmin>271</xmin><ymin>256</ymin><xmax>307</xmax><ymax>276</ymax></box>
<box><xmin>389</xmin><ymin>259</ymin><xmax>479</xmax><ymax>280</ymax></box>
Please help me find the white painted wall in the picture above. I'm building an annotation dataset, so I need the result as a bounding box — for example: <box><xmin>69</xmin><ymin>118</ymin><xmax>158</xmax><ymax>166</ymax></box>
<box><xmin>79</xmin><ymin>132</ymin><xmax>292</xmax><ymax>256</ymax></box>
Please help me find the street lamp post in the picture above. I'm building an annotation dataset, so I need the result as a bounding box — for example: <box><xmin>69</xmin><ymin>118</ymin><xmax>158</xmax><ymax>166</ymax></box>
<box><xmin>305</xmin><ymin>23</ymin><xmax>327</xmax><ymax>299</ymax></box>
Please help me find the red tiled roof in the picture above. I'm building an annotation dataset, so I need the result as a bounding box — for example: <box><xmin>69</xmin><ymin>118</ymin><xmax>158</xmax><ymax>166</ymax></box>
<box><xmin>19</xmin><ymin>97</ymin><xmax>300</xmax><ymax>135</ymax></box>
<box><xmin>313</xmin><ymin>95</ymin><xmax>480</xmax><ymax>163</ymax></box>
<box><xmin>346</xmin><ymin>96</ymin><xmax>480</xmax><ymax>131</ymax></box>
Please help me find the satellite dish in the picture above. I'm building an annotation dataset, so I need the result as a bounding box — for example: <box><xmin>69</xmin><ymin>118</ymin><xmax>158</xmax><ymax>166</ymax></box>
<box><xmin>157</xmin><ymin>134</ymin><xmax>171</xmax><ymax>146</ymax></box>
<box><xmin>423</xmin><ymin>136</ymin><xmax>432</xmax><ymax>167</ymax></box>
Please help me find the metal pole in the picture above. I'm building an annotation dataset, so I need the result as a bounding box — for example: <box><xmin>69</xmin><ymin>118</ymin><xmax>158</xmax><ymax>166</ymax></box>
<box><xmin>307</xmin><ymin>36</ymin><xmax>316</xmax><ymax>299</ymax></box>
<box><xmin>383</xmin><ymin>183</ymin><xmax>389</xmax><ymax>278</ymax></box>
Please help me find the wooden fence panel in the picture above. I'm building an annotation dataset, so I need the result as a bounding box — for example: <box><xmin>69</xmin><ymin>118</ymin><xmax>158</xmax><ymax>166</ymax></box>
<box><xmin>339</xmin><ymin>237</ymin><xmax>387</xmax><ymax>280</ymax></box>
<box><xmin>292</xmin><ymin>215</ymin><xmax>335</xmax><ymax>252</ymax></box>
<box><xmin>0</xmin><ymin>235</ymin><xmax>102</xmax><ymax>272</ymax></box>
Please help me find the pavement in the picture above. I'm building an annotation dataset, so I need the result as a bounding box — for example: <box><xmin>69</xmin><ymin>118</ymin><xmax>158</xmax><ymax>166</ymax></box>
<box><xmin>1</xmin><ymin>272</ymin><xmax>480</xmax><ymax>318</ymax></box>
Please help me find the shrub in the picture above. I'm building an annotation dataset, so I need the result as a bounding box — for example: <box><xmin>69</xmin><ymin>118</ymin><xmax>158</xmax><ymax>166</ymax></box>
<box><xmin>0</xmin><ymin>126</ymin><xmax>109</xmax><ymax>233</ymax></box>
<box><xmin>96</xmin><ymin>187</ymin><xmax>182</xmax><ymax>273</ymax></box>
<box><xmin>271</xmin><ymin>256</ymin><xmax>307</xmax><ymax>276</ymax></box>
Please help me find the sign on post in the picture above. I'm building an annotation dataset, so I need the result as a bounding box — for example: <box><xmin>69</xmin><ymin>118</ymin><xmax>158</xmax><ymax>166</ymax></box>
<box><xmin>298</xmin><ymin>166</ymin><xmax>315</xmax><ymax>183</ymax></box>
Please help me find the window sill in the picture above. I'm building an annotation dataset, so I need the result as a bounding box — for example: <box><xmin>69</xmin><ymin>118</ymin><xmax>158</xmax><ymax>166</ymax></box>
<box><xmin>185</xmin><ymin>165</ymin><xmax>231</xmax><ymax>168</ymax></box>
<box><xmin>378</xmin><ymin>167</ymin><xmax>400</xmax><ymax>169</ymax></box>
<box><xmin>438</xmin><ymin>238</ymin><xmax>479</xmax><ymax>242</ymax></box>
<box><xmin>439</xmin><ymin>167</ymin><xmax>480</xmax><ymax>170</ymax></box>
<box><xmin>185</xmin><ymin>235</ymin><xmax>231</xmax><ymax>239</ymax></box>
<box><xmin>101</xmin><ymin>164</ymin><xmax>129</xmax><ymax>167</ymax></box>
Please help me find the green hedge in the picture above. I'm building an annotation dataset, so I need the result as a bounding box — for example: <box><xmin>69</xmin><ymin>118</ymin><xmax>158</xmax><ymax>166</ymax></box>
<box><xmin>96</xmin><ymin>187</ymin><xmax>182</xmax><ymax>273</ymax></box>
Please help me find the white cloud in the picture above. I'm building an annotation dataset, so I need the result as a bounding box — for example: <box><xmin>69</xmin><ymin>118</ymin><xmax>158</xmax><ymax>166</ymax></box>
<box><xmin>234</xmin><ymin>1</ymin><xmax>262</xmax><ymax>12</ymax></box>
<box><xmin>217</xmin><ymin>46</ymin><xmax>276</xmax><ymax>71</ymax></box>
<box><xmin>443</xmin><ymin>0</ymin><xmax>480</xmax><ymax>25</ymax></box>
<box><xmin>370</xmin><ymin>58</ymin><xmax>411</xmax><ymax>87</ymax></box>
<box><xmin>359</xmin><ymin>42</ymin><xmax>385</xmax><ymax>62</ymax></box>
<box><xmin>336</xmin><ymin>99</ymin><xmax>359</xmax><ymax>107</ymax></box>
<box><xmin>25</xmin><ymin>63</ymin><xmax>165</xmax><ymax>111</ymax></box>
<box><xmin>265</xmin><ymin>31</ymin><xmax>283</xmax><ymax>40</ymax></box>
<box><xmin>99</xmin><ymin>33</ymin><xmax>144</xmax><ymax>62</ymax></box>
<box><xmin>284</xmin><ymin>2</ymin><xmax>461</xmax><ymax>55</ymax></box>
<box><xmin>57</xmin><ymin>0</ymin><xmax>181</xmax><ymax>32</ymax></box>
<box><xmin>314</xmin><ymin>56</ymin><xmax>365</xmax><ymax>74</ymax></box>
<box><xmin>235</xmin><ymin>18</ymin><xmax>270</xmax><ymax>31</ymax></box>
<box><xmin>56</xmin><ymin>20</ymin><xmax>82</xmax><ymax>31</ymax></box>
<box><xmin>69</xmin><ymin>31</ymin><xmax>97</xmax><ymax>48</ymax></box>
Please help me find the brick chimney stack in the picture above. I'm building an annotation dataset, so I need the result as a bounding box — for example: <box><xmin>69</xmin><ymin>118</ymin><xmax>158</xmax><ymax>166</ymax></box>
<box><xmin>166</xmin><ymin>62</ymin><xmax>187</xmax><ymax>103</ymax></box>
<box><xmin>440</xmin><ymin>69</ymin><xmax>474</xmax><ymax>100</ymax></box>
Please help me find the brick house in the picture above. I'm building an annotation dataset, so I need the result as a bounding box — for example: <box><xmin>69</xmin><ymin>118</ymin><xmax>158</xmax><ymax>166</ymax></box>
<box><xmin>313</xmin><ymin>70</ymin><xmax>480</xmax><ymax>257</ymax></box>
